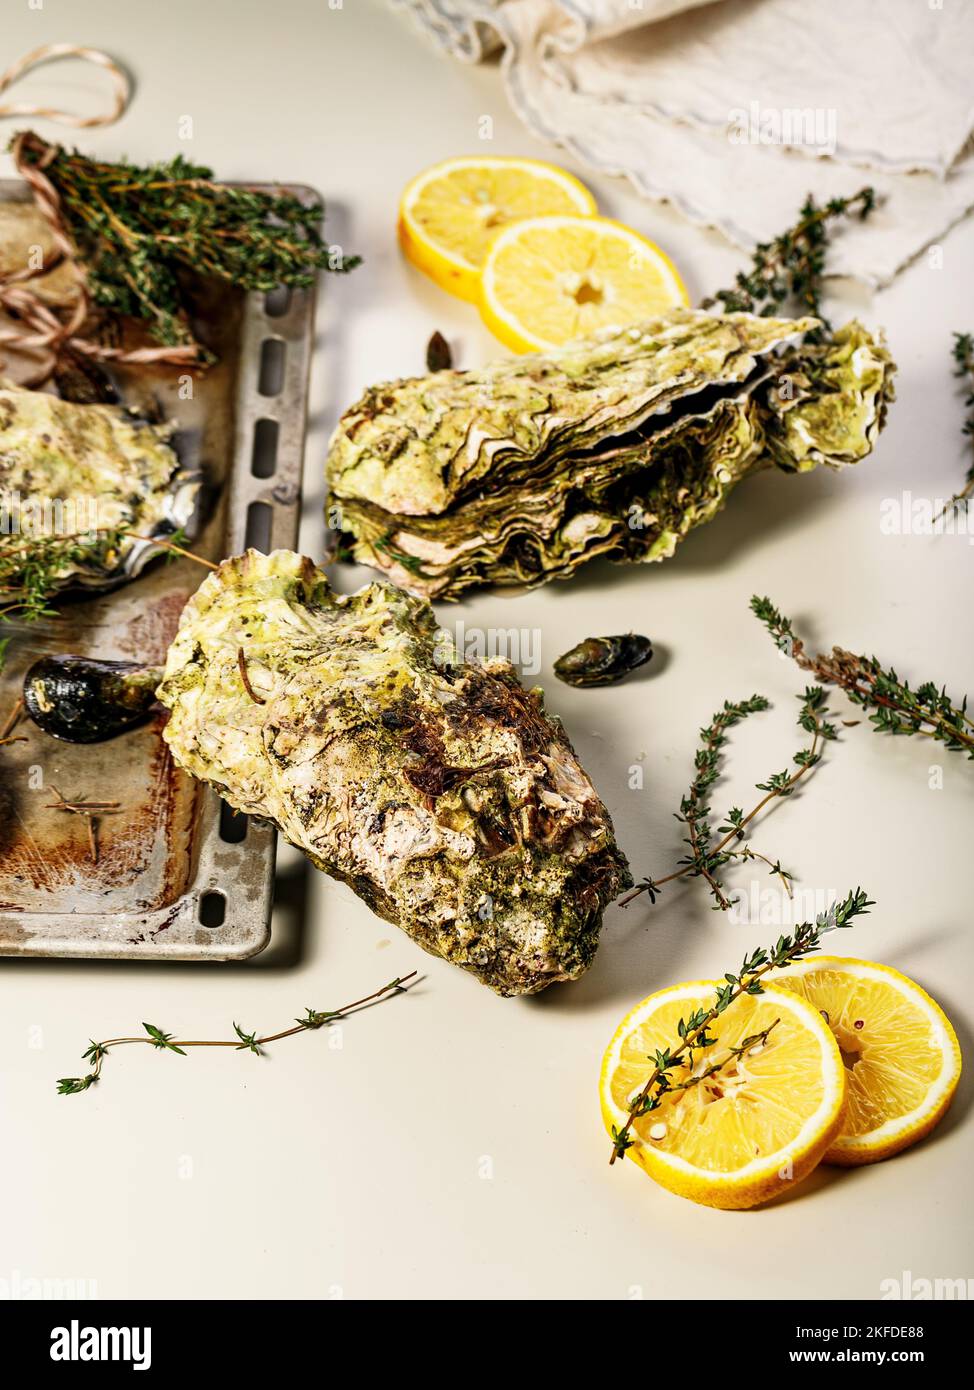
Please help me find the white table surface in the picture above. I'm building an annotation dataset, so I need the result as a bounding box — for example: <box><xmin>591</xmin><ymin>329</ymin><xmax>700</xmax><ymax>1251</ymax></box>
<box><xmin>1</xmin><ymin>0</ymin><xmax>971</xmax><ymax>1301</ymax></box>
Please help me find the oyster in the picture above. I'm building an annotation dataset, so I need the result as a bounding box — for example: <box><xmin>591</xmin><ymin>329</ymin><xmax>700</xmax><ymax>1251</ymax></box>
<box><xmin>0</xmin><ymin>378</ymin><xmax>199</xmax><ymax>602</ymax></box>
<box><xmin>158</xmin><ymin>549</ymin><xmax>631</xmax><ymax>995</ymax></box>
<box><xmin>327</xmin><ymin>308</ymin><xmax>895</xmax><ymax>599</ymax></box>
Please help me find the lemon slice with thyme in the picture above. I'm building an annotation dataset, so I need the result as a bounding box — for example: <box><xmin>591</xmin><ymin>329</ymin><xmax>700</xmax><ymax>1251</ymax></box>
<box><xmin>770</xmin><ymin>957</ymin><xmax>961</xmax><ymax>1165</ymax></box>
<box><xmin>600</xmin><ymin>980</ymin><xmax>846</xmax><ymax>1209</ymax></box>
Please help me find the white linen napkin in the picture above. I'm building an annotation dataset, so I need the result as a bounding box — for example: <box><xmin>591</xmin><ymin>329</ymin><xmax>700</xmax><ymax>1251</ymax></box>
<box><xmin>390</xmin><ymin>0</ymin><xmax>974</xmax><ymax>285</ymax></box>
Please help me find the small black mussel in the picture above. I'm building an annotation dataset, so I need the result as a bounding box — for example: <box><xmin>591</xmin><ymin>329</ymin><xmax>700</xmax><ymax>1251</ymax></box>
<box><xmin>553</xmin><ymin>633</ymin><xmax>653</xmax><ymax>688</ymax></box>
<box><xmin>23</xmin><ymin>655</ymin><xmax>163</xmax><ymax>743</ymax></box>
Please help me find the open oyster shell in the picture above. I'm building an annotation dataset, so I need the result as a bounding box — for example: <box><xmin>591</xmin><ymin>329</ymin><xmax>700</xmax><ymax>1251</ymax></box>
<box><xmin>327</xmin><ymin>308</ymin><xmax>895</xmax><ymax>598</ymax></box>
<box><xmin>158</xmin><ymin>549</ymin><xmax>631</xmax><ymax>995</ymax></box>
<box><xmin>0</xmin><ymin>378</ymin><xmax>200</xmax><ymax>595</ymax></box>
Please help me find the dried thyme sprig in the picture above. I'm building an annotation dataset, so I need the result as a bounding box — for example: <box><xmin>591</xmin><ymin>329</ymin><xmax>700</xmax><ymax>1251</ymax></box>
<box><xmin>0</xmin><ymin>694</ymin><xmax>24</xmax><ymax>744</ymax></box>
<box><xmin>236</xmin><ymin>647</ymin><xmax>266</xmax><ymax>705</ymax></box>
<box><xmin>609</xmin><ymin>888</ymin><xmax>873</xmax><ymax>1163</ymax></box>
<box><xmin>751</xmin><ymin>596</ymin><xmax>974</xmax><ymax>758</ymax></box>
<box><xmin>14</xmin><ymin>131</ymin><xmax>361</xmax><ymax>359</ymax></box>
<box><xmin>620</xmin><ymin>687</ymin><xmax>836</xmax><ymax>910</ymax></box>
<box><xmin>56</xmin><ymin>970</ymin><xmax>418</xmax><ymax>1095</ymax></box>
<box><xmin>45</xmin><ymin>785</ymin><xmax>122</xmax><ymax>865</ymax></box>
<box><xmin>936</xmin><ymin>331</ymin><xmax>974</xmax><ymax>518</ymax></box>
<box><xmin>702</xmin><ymin>187</ymin><xmax>876</xmax><ymax>333</ymax></box>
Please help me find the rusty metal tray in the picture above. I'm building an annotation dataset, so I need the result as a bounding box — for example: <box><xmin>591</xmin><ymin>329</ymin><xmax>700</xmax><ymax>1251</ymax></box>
<box><xmin>0</xmin><ymin>181</ymin><xmax>317</xmax><ymax>960</ymax></box>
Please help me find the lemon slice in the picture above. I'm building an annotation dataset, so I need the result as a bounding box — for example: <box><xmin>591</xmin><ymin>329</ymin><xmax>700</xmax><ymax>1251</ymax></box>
<box><xmin>399</xmin><ymin>156</ymin><xmax>598</xmax><ymax>302</ymax></box>
<box><xmin>770</xmin><ymin>957</ymin><xmax>961</xmax><ymax>1166</ymax></box>
<box><xmin>480</xmin><ymin>214</ymin><xmax>688</xmax><ymax>352</ymax></box>
<box><xmin>600</xmin><ymin>980</ymin><xmax>845</xmax><ymax>1209</ymax></box>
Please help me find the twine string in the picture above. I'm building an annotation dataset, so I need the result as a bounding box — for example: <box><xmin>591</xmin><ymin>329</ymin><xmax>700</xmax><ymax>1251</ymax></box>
<box><xmin>0</xmin><ymin>46</ymin><xmax>201</xmax><ymax>383</ymax></box>
<box><xmin>0</xmin><ymin>42</ymin><xmax>130</xmax><ymax>127</ymax></box>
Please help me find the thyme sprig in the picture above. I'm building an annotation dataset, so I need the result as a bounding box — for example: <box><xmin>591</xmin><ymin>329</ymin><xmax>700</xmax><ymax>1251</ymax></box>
<box><xmin>936</xmin><ymin>331</ymin><xmax>974</xmax><ymax>518</ymax></box>
<box><xmin>0</xmin><ymin>525</ymin><xmax>215</xmax><ymax>672</ymax></box>
<box><xmin>620</xmin><ymin>686</ymin><xmax>837</xmax><ymax>910</ymax></box>
<box><xmin>56</xmin><ymin>970</ymin><xmax>418</xmax><ymax>1095</ymax></box>
<box><xmin>609</xmin><ymin>888</ymin><xmax>873</xmax><ymax>1163</ymax></box>
<box><xmin>751</xmin><ymin>596</ymin><xmax>974</xmax><ymax>758</ymax></box>
<box><xmin>13</xmin><ymin>132</ymin><xmax>361</xmax><ymax>360</ymax></box>
<box><xmin>0</xmin><ymin>527</ymin><xmax>128</xmax><ymax>624</ymax></box>
<box><xmin>703</xmin><ymin>187</ymin><xmax>876</xmax><ymax>333</ymax></box>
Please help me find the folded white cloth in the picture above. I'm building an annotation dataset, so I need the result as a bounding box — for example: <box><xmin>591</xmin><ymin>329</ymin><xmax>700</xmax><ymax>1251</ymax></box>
<box><xmin>390</xmin><ymin>0</ymin><xmax>974</xmax><ymax>285</ymax></box>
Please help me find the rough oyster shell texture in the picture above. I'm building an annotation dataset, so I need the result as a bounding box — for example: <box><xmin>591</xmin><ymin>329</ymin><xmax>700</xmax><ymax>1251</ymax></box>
<box><xmin>0</xmin><ymin>378</ymin><xmax>199</xmax><ymax>594</ymax></box>
<box><xmin>158</xmin><ymin>549</ymin><xmax>631</xmax><ymax>995</ymax></box>
<box><xmin>327</xmin><ymin>307</ymin><xmax>895</xmax><ymax>599</ymax></box>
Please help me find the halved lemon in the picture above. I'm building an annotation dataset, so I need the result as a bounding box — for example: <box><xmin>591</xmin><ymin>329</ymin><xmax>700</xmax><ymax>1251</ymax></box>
<box><xmin>600</xmin><ymin>980</ymin><xmax>845</xmax><ymax>1209</ymax></box>
<box><xmin>770</xmin><ymin>957</ymin><xmax>961</xmax><ymax>1166</ymax></box>
<box><xmin>398</xmin><ymin>156</ymin><xmax>598</xmax><ymax>302</ymax></box>
<box><xmin>480</xmin><ymin>214</ymin><xmax>689</xmax><ymax>352</ymax></box>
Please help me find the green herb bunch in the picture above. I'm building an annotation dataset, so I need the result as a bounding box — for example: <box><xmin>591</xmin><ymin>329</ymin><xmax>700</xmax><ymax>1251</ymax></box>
<box><xmin>14</xmin><ymin>130</ymin><xmax>361</xmax><ymax>357</ymax></box>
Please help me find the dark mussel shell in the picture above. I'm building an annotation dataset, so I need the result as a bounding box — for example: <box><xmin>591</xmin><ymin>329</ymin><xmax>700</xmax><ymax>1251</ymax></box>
<box><xmin>23</xmin><ymin>655</ymin><xmax>163</xmax><ymax>743</ymax></box>
<box><xmin>553</xmin><ymin>633</ymin><xmax>653</xmax><ymax>688</ymax></box>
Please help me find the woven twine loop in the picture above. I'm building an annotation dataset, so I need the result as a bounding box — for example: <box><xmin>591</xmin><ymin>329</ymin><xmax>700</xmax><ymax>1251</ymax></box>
<box><xmin>0</xmin><ymin>44</ymin><xmax>201</xmax><ymax>385</ymax></box>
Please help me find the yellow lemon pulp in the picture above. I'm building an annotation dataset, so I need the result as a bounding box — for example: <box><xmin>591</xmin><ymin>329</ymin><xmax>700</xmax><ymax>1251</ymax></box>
<box><xmin>398</xmin><ymin>156</ymin><xmax>598</xmax><ymax>302</ymax></box>
<box><xmin>600</xmin><ymin>981</ymin><xmax>845</xmax><ymax>1209</ymax></box>
<box><xmin>479</xmin><ymin>214</ymin><xmax>688</xmax><ymax>352</ymax></box>
<box><xmin>770</xmin><ymin>957</ymin><xmax>961</xmax><ymax>1165</ymax></box>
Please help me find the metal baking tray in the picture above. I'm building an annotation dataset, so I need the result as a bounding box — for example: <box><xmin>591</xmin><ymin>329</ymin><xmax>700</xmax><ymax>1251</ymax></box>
<box><xmin>0</xmin><ymin>181</ymin><xmax>318</xmax><ymax>960</ymax></box>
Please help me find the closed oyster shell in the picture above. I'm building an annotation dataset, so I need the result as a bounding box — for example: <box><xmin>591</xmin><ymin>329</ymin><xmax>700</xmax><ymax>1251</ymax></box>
<box><xmin>158</xmin><ymin>549</ymin><xmax>631</xmax><ymax>995</ymax></box>
<box><xmin>327</xmin><ymin>308</ymin><xmax>895</xmax><ymax>598</ymax></box>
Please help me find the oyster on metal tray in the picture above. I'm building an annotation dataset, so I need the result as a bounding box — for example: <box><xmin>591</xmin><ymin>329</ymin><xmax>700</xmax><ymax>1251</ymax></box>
<box><xmin>0</xmin><ymin>379</ymin><xmax>199</xmax><ymax>603</ymax></box>
<box><xmin>158</xmin><ymin>549</ymin><xmax>631</xmax><ymax>995</ymax></box>
<box><xmin>327</xmin><ymin>308</ymin><xmax>895</xmax><ymax>599</ymax></box>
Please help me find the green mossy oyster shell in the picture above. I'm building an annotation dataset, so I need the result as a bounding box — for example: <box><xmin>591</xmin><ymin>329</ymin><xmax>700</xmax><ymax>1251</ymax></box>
<box><xmin>158</xmin><ymin>549</ymin><xmax>631</xmax><ymax>995</ymax></box>
<box><xmin>326</xmin><ymin>308</ymin><xmax>895</xmax><ymax>599</ymax></box>
<box><xmin>0</xmin><ymin>378</ymin><xmax>197</xmax><ymax>593</ymax></box>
